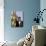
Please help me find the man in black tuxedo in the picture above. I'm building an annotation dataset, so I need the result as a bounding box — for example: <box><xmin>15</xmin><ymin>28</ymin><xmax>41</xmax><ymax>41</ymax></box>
<box><xmin>18</xmin><ymin>17</ymin><xmax>23</xmax><ymax>27</ymax></box>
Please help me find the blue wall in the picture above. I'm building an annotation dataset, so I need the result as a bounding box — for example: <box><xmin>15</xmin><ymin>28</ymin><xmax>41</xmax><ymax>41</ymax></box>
<box><xmin>4</xmin><ymin>0</ymin><xmax>40</xmax><ymax>42</ymax></box>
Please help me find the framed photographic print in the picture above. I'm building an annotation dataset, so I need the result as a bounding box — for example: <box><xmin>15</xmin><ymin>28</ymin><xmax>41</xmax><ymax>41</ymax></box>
<box><xmin>11</xmin><ymin>10</ymin><xmax>23</xmax><ymax>27</ymax></box>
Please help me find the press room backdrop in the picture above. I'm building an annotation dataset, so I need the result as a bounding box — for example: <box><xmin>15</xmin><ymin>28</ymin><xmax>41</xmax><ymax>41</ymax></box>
<box><xmin>4</xmin><ymin>0</ymin><xmax>40</xmax><ymax>42</ymax></box>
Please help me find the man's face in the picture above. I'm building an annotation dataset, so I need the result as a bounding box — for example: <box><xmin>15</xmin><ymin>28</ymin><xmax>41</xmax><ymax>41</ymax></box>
<box><xmin>18</xmin><ymin>17</ymin><xmax>21</xmax><ymax>21</ymax></box>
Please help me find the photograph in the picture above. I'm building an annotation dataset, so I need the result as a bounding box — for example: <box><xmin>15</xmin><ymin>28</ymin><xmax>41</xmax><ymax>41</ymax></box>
<box><xmin>11</xmin><ymin>10</ymin><xmax>23</xmax><ymax>27</ymax></box>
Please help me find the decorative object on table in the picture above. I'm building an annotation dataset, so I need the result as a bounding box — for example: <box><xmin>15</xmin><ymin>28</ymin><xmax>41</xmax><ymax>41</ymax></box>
<box><xmin>33</xmin><ymin>9</ymin><xmax>46</xmax><ymax>24</ymax></box>
<box><xmin>11</xmin><ymin>10</ymin><xmax>23</xmax><ymax>27</ymax></box>
<box><xmin>1</xmin><ymin>41</ymin><xmax>7</xmax><ymax>46</ymax></box>
<box><xmin>17</xmin><ymin>32</ymin><xmax>34</xmax><ymax>46</ymax></box>
<box><xmin>41</xmin><ymin>9</ymin><xmax>46</xmax><ymax>27</ymax></box>
<box><xmin>23</xmin><ymin>32</ymin><xmax>34</xmax><ymax>46</ymax></box>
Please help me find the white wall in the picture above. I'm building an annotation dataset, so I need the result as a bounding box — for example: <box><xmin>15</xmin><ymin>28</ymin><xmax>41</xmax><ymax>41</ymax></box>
<box><xmin>40</xmin><ymin>0</ymin><xmax>46</xmax><ymax>27</ymax></box>
<box><xmin>0</xmin><ymin>0</ymin><xmax>4</xmax><ymax>42</ymax></box>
